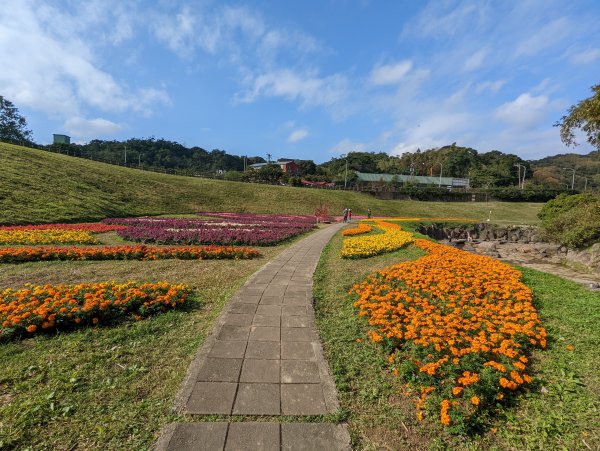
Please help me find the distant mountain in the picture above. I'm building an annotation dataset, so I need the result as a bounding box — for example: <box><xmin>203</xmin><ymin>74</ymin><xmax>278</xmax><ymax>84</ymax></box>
<box><xmin>530</xmin><ymin>150</ymin><xmax>600</xmax><ymax>190</ymax></box>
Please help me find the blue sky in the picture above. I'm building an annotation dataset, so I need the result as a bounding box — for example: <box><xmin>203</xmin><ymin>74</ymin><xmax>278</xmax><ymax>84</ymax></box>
<box><xmin>2</xmin><ymin>0</ymin><xmax>600</xmax><ymax>163</ymax></box>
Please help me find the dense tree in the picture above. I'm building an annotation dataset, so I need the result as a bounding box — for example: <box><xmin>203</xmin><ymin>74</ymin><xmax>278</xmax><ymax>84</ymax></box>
<box><xmin>0</xmin><ymin>95</ymin><xmax>33</xmax><ymax>143</ymax></box>
<box><xmin>556</xmin><ymin>84</ymin><xmax>600</xmax><ymax>150</ymax></box>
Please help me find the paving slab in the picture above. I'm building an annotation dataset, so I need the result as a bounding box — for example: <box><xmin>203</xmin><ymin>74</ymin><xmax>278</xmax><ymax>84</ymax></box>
<box><xmin>240</xmin><ymin>359</ymin><xmax>280</xmax><ymax>383</ymax></box>
<box><xmin>281</xmin><ymin>423</ymin><xmax>351</xmax><ymax>451</ymax></box>
<box><xmin>208</xmin><ymin>340</ymin><xmax>246</xmax><ymax>359</ymax></box>
<box><xmin>159</xmin><ymin>422</ymin><xmax>228</xmax><ymax>451</ymax></box>
<box><xmin>222</xmin><ymin>313</ymin><xmax>254</xmax><ymax>326</ymax></box>
<box><xmin>186</xmin><ymin>382</ymin><xmax>236</xmax><ymax>414</ymax></box>
<box><xmin>196</xmin><ymin>358</ymin><xmax>242</xmax><ymax>382</ymax></box>
<box><xmin>281</xmin><ymin>342</ymin><xmax>316</xmax><ymax>361</ymax></box>
<box><xmin>245</xmin><ymin>341</ymin><xmax>280</xmax><ymax>359</ymax></box>
<box><xmin>281</xmin><ymin>384</ymin><xmax>328</xmax><ymax>415</ymax></box>
<box><xmin>249</xmin><ymin>326</ymin><xmax>280</xmax><ymax>342</ymax></box>
<box><xmin>225</xmin><ymin>422</ymin><xmax>280</xmax><ymax>451</ymax></box>
<box><xmin>233</xmin><ymin>383</ymin><xmax>280</xmax><ymax>415</ymax></box>
<box><xmin>281</xmin><ymin>316</ymin><xmax>313</xmax><ymax>328</ymax></box>
<box><xmin>281</xmin><ymin>360</ymin><xmax>320</xmax><ymax>383</ymax></box>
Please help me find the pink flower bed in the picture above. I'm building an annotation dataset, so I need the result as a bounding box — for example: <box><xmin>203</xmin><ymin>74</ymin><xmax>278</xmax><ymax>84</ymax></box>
<box><xmin>102</xmin><ymin>213</ymin><xmax>315</xmax><ymax>246</ymax></box>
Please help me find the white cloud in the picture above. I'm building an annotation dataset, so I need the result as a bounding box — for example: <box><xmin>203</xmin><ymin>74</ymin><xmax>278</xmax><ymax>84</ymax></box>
<box><xmin>494</xmin><ymin>93</ymin><xmax>549</xmax><ymax>129</ymax></box>
<box><xmin>389</xmin><ymin>112</ymin><xmax>473</xmax><ymax>156</ymax></box>
<box><xmin>570</xmin><ymin>48</ymin><xmax>600</xmax><ymax>65</ymax></box>
<box><xmin>288</xmin><ymin>129</ymin><xmax>309</xmax><ymax>142</ymax></box>
<box><xmin>515</xmin><ymin>18</ymin><xmax>571</xmax><ymax>57</ymax></box>
<box><xmin>463</xmin><ymin>49</ymin><xmax>487</xmax><ymax>71</ymax></box>
<box><xmin>238</xmin><ymin>69</ymin><xmax>348</xmax><ymax>111</ymax></box>
<box><xmin>64</xmin><ymin>117</ymin><xmax>123</xmax><ymax>138</ymax></box>
<box><xmin>369</xmin><ymin>61</ymin><xmax>412</xmax><ymax>85</ymax></box>
<box><xmin>402</xmin><ymin>1</ymin><xmax>489</xmax><ymax>40</ymax></box>
<box><xmin>0</xmin><ymin>2</ymin><xmax>169</xmax><ymax>117</ymax></box>
<box><xmin>152</xmin><ymin>6</ymin><xmax>198</xmax><ymax>57</ymax></box>
<box><xmin>475</xmin><ymin>80</ymin><xmax>506</xmax><ymax>94</ymax></box>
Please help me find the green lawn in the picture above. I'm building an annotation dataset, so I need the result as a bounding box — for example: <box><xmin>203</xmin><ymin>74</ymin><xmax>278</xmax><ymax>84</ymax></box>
<box><xmin>0</xmin><ymin>237</ymin><xmax>291</xmax><ymax>450</ymax></box>
<box><xmin>1</xmin><ymin>143</ymin><xmax>542</xmax><ymax>225</ymax></box>
<box><xmin>313</xmin><ymin>230</ymin><xmax>600</xmax><ymax>450</ymax></box>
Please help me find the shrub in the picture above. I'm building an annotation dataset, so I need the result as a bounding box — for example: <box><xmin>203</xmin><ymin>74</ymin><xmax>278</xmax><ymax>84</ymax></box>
<box><xmin>538</xmin><ymin>193</ymin><xmax>600</xmax><ymax>248</ymax></box>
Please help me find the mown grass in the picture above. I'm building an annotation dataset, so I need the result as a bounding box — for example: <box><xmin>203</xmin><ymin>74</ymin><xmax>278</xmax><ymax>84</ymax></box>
<box><xmin>0</xmin><ymin>238</ymin><xmax>290</xmax><ymax>450</ymax></box>
<box><xmin>313</xmin><ymin>230</ymin><xmax>600</xmax><ymax>450</ymax></box>
<box><xmin>0</xmin><ymin>143</ymin><xmax>542</xmax><ymax>225</ymax></box>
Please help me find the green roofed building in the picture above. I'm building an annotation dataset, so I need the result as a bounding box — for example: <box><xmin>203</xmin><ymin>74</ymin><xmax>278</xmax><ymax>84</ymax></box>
<box><xmin>52</xmin><ymin>134</ymin><xmax>71</xmax><ymax>145</ymax></box>
<box><xmin>355</xmin><ymin>172</ymin><xmax>469</xmax><ymax>189</ymax></box>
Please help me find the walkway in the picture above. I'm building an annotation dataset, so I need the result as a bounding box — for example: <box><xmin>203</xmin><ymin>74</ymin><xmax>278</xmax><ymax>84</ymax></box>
<box><xmin>155</xmin><ymin>223</ymin><xmax>350</xmax><ymax>450</ymax></box>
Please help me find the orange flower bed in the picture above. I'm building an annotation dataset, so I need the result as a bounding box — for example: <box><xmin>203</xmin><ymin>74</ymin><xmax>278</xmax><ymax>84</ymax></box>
<box><xmin>1</xmin><ymin>281</ymin><xmax>191</xmax><ymax>341</ymax></box>
<box><xmin>350</xmin><ymin>238</ymin><xmax>546</xmax><ymax>430</ymax></box>
<box><xmin>342</xmin><ymin>222</ymin><xmax>373</xmax><ymax>236</ymax></box>
<box><xmin>0</xmin><ymin>245</ymin><xmax>260</xmax><ymax>263</ymax></box>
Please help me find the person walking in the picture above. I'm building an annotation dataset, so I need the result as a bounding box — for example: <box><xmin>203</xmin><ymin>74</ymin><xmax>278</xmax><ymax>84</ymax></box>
<box><xmin>342</xmin><ymin>208</ymin><xmax>348</xmax><ymax>223</ymax></box>
<box><xmin>367</xmin><ymin>208</ymin><xmax>372</xmax><ymax>219</ymax></box>
<box><xmin>348</xmin><ymin>209</ymin><xmax>352</xmax><ymax>222</ymax></box>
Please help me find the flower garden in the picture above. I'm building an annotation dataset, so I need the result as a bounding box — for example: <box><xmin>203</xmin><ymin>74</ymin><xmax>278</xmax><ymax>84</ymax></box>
<box><xmin>0</xmin><ymin>213</ymin><xmax>315</xmax><ymax>341</ymax></box>
<box><xmin>340</xmin><ymin>219</ymin><xmax>548</xmax><ymax>430</ymax></box>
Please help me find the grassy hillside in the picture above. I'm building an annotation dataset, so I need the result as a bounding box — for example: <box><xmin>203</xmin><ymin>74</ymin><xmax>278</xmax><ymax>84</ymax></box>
<box><xmin>1</xmin><ymin>143</ymin><xmax>542</xmax><ymax>224</ymax></box>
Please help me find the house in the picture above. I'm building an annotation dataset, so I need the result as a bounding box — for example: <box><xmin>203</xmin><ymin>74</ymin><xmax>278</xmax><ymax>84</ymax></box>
<box><xmin>247</xmin><ymin>159</ymin><xmax>300</xmax><ymax>174</ymax></box>
<box><xmin>277</xmin><ymin>159</ymin><xmax>300</xmax><ymax>174</ymax></box>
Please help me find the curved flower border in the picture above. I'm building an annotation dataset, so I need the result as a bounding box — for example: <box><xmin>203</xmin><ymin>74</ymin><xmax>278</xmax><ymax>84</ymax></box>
<box><xmin>350</xmin><ymin>234</ymin><xmax>547</xmax><ymax>429</ymax></box>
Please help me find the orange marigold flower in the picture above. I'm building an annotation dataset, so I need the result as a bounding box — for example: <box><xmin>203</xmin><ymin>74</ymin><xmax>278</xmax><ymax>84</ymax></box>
<box><xmin>471</xmin><ymin>396</ymin><xmax>480</xmax><ymax>406</ymax></box>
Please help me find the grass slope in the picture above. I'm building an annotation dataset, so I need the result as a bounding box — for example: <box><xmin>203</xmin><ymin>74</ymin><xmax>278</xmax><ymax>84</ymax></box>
<box><xmin>1</xmin><ymin>143</ymin><xmax>542</xmax><ymax>224</ymax></box>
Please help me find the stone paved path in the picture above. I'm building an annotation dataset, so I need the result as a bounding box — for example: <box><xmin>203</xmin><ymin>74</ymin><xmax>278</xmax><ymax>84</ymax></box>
<box><xmin>156</xmin><ymin>223</ymin><xmax>350</xmax><ymax>450</ymax></box>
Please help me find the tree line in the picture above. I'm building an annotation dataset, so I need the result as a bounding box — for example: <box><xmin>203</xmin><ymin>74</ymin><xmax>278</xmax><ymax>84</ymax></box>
<box><xmin>2</xmin><ymin>83</ymin><xmax>600</xmax><ymax>191</ymax></box>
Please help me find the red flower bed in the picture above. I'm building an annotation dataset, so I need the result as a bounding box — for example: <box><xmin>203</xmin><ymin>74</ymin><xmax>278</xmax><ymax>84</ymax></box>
<box><xmin>0</xmin><ymin>245</ymin><xmax>260</xmax><ymax>263</ymax></box>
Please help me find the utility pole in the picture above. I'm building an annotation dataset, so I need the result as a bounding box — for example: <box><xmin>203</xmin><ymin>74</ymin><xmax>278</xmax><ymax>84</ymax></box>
<box><xmin>124</xmin><ymin>145</ymin><xmax>127</xmax><ymax>166</ymax></box>
<box><xmin>438</xmin><ymin>162</ymin><xmax>443</xmax><ymax>187</ymax></box>
<box><xmin>244</xmin><ymin>155</ymin><xmax>247</xmax><ymax>172</ymax></box>
<box><xmin>138</xmin><ymin>152</ymin><xmax>141</xmax><ymax>167</ymax></box>
<box><xmin>563</xmin><ymin>167</ymin><xmax>576</xmax><ymax>190</ymax></box>
<box><xmin>345</xmin><ymin>157</ymin><xmax>348</xmax><ymax>189</ymax></box>
<box><xmin>339</xmin><ymin>154</ymin><xmax>349</xmax><ymax>189</ymax></box>
<box><xmin>267</xmin><ymin>153</ymin><xmax>272</xmax><ymax>164</ymax></box>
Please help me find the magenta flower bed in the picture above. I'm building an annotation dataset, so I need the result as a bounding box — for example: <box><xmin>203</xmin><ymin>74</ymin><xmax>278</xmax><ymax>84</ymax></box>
<box><xmin>102</xmin><ymin>213</ymin><xmax>316</xmax><ymax>246</ymax></box>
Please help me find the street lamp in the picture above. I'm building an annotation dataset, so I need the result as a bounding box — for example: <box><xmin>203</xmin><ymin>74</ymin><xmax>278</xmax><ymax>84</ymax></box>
<box><xmin>437</xmin><ymin>162</ymin><xmax>443</xmax><ymax>187</ymax></box>
<box><xmin>563</xmin><ymin>167</ymin><xmax>576</xmax><ymax>190</ymax></box>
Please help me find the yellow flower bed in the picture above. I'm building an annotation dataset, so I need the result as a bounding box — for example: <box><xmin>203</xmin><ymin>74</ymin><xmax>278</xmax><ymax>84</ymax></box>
<box><xmin>341</xmin><ymin>220</ymin><xmax>414</xmax><ymax>258</ymax></box>
<box><xmin>0</xmin><ymin>229</ymin><xmax>98</xmax><ymax>245</ymax></box>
